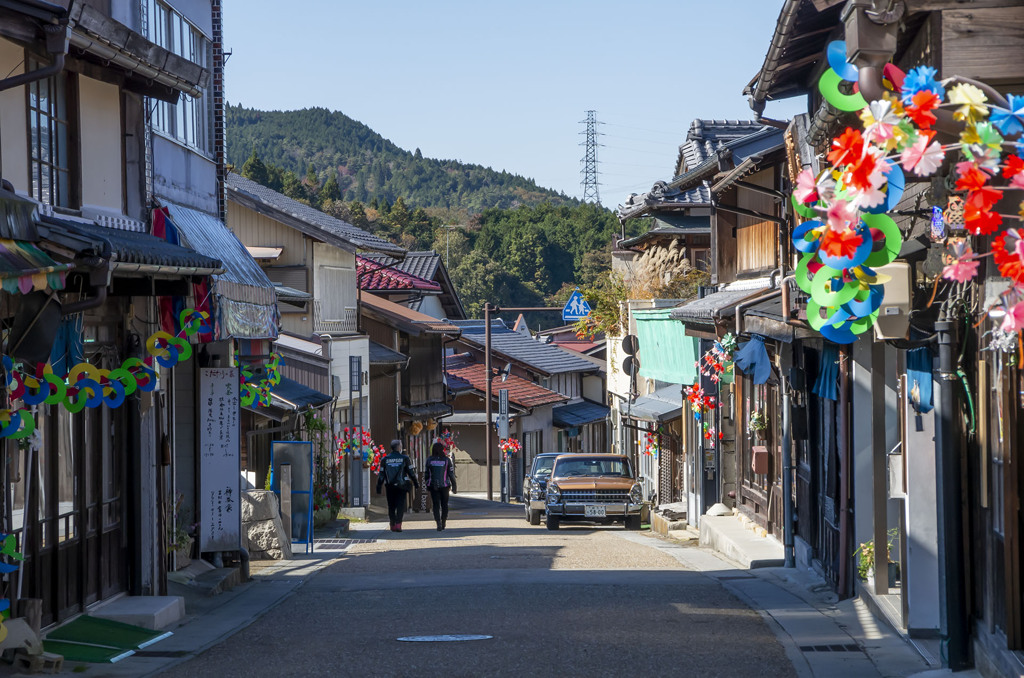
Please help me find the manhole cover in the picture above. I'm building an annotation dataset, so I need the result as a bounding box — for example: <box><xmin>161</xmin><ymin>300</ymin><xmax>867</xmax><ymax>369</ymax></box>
<box><xmin>397</xmin><ymin>635</ymin><xmax>493</xmax><ymax>642</ymax></box>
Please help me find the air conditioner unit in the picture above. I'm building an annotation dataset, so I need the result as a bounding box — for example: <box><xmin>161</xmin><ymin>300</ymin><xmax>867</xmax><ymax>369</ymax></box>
<box><xmin>873</xmin><ymin>262</ymin><xmax>912</xmax><ymax>341</ymax></box>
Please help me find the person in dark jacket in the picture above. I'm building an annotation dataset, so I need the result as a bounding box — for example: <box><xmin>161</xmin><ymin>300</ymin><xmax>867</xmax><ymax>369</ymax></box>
<box><xmin>424</xmin><ymin>441</ymin><xmax>457</xmax><ymax>531</ymax></box>
<box><xmin>376</xmin><ymin>439</ymin><xmax>419</xmax><ymax>532</ymax></box>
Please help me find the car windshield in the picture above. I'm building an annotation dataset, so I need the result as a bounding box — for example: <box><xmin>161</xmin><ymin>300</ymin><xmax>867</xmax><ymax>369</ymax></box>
<box><xmin>533</xmin><ymin>457</ymin><xmax>556</xmax><ymax>476</ymax></box>
<box><xmin>552</xmin><ymin>457</ymin><xmax>632</xmax><ymax>478</ymax></box>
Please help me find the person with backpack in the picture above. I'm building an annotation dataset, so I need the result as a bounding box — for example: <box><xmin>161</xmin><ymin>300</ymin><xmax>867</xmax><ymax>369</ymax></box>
<box><xmin>375</xmin><ymin>439</ymin><xmax>419</xmax><ymax>532</ymax></box>
<box><xmin>424</xmin><ymin>441</ymin><xmax>457</xmax><ymax>531</ymax></box>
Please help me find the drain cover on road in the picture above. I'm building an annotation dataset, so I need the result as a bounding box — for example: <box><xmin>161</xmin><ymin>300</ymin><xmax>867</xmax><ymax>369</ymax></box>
<box><xmin>397</xmin><ymin>635</ymin><xmax>493</xmax><ymax>642</ymax></box>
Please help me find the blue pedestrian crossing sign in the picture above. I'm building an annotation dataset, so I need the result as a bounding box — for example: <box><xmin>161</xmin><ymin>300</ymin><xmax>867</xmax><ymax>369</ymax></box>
<box><xmin>562</xmin><ymin>288</ymin><xmax>592</xmax><ymax>322</ymax></box>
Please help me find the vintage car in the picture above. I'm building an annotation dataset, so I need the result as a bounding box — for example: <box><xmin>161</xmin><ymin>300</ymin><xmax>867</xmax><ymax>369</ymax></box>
<box><xmin>544</xmin><ymin>453</ymin><xmax>644</xmax><ymax>530</ymax></box>
<box><xmin>523</xmin><ymin>453</ymin><xmax>562</xmax><ymax>525</ymax></box>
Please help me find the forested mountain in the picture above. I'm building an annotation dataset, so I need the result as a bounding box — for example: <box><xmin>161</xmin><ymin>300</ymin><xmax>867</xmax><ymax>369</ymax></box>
<box><xmin>226</xmin><ymin>105</ymin><xmax>574</xmax><ymax>212</ymax></box>
<box><xmin>227</xmin><ymin>105</ymin><xmax>646</xmax><ymax>326</ymax></box>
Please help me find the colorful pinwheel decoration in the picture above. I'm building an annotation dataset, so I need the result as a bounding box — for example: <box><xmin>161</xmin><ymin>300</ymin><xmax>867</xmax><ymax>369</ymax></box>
<box><xmin>795</xmin><ymin>42</ymin><xmax>1024</xmax><ymax>345</ymax></box>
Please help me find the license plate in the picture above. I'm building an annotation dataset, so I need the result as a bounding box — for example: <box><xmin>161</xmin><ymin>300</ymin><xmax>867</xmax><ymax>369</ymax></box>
<box><xmin>584</xmin><ymin>505</ymin><xmax>606</xmax><ymax>518</ymax></box>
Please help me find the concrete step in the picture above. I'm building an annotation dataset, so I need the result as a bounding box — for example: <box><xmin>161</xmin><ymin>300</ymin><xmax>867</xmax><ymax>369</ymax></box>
<box><xmin>191</xmin><ymin>567</ymin><xmax>242</xmax><ymax>596</ymax></box>
<box><xmin>90</xmin><ymin>595</ymin><xmax>185</xmax><ymax>630</ymax></box>
<box><xmin>699</xmin><ymin>514</ymin><xmax>785</xmax><ymax>569</ymax></box>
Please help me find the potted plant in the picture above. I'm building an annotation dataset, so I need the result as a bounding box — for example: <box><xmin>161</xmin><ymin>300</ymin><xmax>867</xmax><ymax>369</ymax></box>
<box><xmin>854</xmin><ymin>528</ymin><xmax>900</xmax><ymax>587</ymax></box>
<box><xmin>748</xmin><ymin>410</ymin><xmax>768</xmax><ymax>440</ymax></box>
<box><xmin>166</xmin><ymin>493</ymin><xmax>196</xmax><ymax>571</ymax></box>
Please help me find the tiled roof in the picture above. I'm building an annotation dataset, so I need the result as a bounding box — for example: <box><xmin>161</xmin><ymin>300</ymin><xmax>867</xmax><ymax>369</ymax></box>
<box><xmin>368</xmin><ymin>340</ymin><xmax>408</xmax><ymax>366</ymax></box>
<box><xmin>364</xmin><ymin>250</ymin><xmax>441</xmax><ymax>282</ymax></box>
<box><xmin>678</xmin><ymin>119</ymin><xmax>767</xmax><ymax>172</ymax></box>
<box><xmin>360</xmin><ymin>292</ymin><xmax>460</xmax><ymax>335</ymax></box>
<box><xmin>619</xmin><ymin>125</ymin><xmax>784</xmax><ymax>221</ymax></box>
<box><xmin>40</xmin><ymin>216</ymin><xmax>223</xmax><ymax>272</ymax></box>
<box><xmin>226</xmin><ymin>173</ymin><xmax>405</xmax><ymax>256</ymax></box>
<box><xmin>452</xmin><ymin>320</ymin><xmax>599</xmax><ymax>376</ymax></box>
<box><xmin>445</xmin><ymin>353</ymin><xmax>567</xmax><ymax>409</ymax></box>
<box><xmin>669</xmin><ymin>283</ymin><xmax>771</xmax><ymax>324</ymax></box>
<box><xmin>357</xmin><ymin>255</ymin><xmax>441</xmax><ymax>292</ymax></box>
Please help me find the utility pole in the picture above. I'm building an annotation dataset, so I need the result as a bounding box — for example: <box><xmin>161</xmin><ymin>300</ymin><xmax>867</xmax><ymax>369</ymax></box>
<box><xmin>483</xmin><ymin>303</ymin><xmax>563</xmax><ymax>502</ymax></box>
<box><xmin>580</xmin><ymin>110</ymin><xmax>602</xmax><ymax>205</ymax></box>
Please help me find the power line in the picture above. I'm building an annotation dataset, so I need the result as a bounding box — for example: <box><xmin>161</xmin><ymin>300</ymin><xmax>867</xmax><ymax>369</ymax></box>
<box><xmin>579</xmin><ymin>110</ymin><xmax>601</xmax><ymax>205</ymax></box>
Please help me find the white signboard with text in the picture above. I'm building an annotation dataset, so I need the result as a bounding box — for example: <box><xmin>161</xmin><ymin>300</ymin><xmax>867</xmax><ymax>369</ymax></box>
<box><xmin>199</xmin><ymin>367</ymin><xmax>241</xmax><ymax>552</ymax></box>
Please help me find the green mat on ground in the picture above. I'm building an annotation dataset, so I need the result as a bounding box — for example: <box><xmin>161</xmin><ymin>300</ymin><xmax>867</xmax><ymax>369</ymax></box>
<box><xmin>43</xmin><ymin>615</ymin><xmax>173</xmax><ymax>662</ymax></box>
<box><xmin>41</xmin><ymin>639</ymin><xmax>134</xmax><ymax>663</ymax></box>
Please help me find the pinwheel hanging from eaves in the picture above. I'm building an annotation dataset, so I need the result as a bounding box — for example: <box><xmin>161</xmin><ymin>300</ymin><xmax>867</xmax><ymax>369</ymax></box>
<box><xmin>792</xmin><ymin>41</ymin><xmax>1024</xmax><ymax>345</ymax></box>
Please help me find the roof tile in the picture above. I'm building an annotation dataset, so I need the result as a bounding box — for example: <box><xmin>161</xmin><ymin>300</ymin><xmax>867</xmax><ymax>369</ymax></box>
<box><xmin>445</xmin><ymin>353</ymin><xmax>567</xmax><ymax>409</ymax></box>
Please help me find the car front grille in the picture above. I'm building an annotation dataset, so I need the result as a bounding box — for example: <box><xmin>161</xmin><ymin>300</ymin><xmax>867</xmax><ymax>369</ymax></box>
<box><xmin>561</xmin><ymin>489</ymin><xmax>629</xmax><ymax>503</ymax></box>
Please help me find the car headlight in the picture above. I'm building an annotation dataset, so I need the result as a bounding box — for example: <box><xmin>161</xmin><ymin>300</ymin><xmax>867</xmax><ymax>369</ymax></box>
<box><xmin>547</xmin><ymin>484</ymin><xmax>561</xmax><ymax>504</ymax></box>
<box><xmin>531</xmin><ymin>486</ymin><xmax>545</xmax><ymax>499</ymax></box>
<box><xmin>629</xmin><ymin>483</ymin><xmax>643</xmax><ymax>504</ymax></box>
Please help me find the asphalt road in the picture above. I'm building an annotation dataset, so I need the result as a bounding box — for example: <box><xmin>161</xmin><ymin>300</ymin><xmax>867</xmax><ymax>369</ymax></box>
<box><xmin>160</xmin><ymin>496</ymin><xmax>797</xmax><ymax>678</ymax></box>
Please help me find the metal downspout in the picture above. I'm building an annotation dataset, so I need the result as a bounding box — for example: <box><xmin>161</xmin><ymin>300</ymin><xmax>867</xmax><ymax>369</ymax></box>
<box><xmin>838</xmin><ymin>344</ymin><xmax>852</xmax><ymax>598</ymax></box>
<box><xmin>935</xmin><ymin>319</ymin><xmax>968</xmax><ymax>670</ymax></box>
<box><xmin>782</xmin><ymin>366</ymin><xmax>795</xmax><ymax>568</ymax></box>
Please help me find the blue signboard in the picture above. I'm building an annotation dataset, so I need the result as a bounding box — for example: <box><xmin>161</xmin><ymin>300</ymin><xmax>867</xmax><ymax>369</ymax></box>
<box><xmin>562</xmin><ymin>288</ymin><xmax>592</xmax><ymax>322</ymax></box>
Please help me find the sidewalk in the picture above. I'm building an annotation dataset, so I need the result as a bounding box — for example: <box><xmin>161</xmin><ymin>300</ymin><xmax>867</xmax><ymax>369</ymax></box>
<box><xmin>630</xmin><ymin>514</ymin><xmax>980</xmax><ymax>678</ymax></box>
<box><xmin>22</xmin><ymin>517</ymin><xmax>390</xmax><ymax>678</ymax></box>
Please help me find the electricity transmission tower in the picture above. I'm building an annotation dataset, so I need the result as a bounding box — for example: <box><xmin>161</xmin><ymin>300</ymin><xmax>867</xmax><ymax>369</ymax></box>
<box><xmin>579</xmin><ymin>110</ymin><xmax>602</xmax><ymax>204</ymax></box>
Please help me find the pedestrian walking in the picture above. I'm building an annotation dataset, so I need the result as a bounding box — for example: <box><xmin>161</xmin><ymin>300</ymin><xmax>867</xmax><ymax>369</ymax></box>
<box><xmin>424</xmin><ymin>441</ymin><xmax>457</xmax><ymax>531</ymax></box>
<box><xmin>376</xmin><ymin>439</ymin><xmax>419</xmax><ymax>532</ymax></box>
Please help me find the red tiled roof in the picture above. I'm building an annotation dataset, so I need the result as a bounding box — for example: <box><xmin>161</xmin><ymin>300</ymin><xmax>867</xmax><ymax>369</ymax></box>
<box><xmin>445</xmin><ymin>353</ymin><xmax>568</xmax><ymax>409</ymax></box>
<box><xmin>358</xmin><ymin>256</ymin><xmax>441</xmax><ymax>292</ymax></box>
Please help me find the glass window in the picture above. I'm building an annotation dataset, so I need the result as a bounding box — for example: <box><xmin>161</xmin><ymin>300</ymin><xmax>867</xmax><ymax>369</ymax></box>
<box><xmin>145</xmin><ymin>1</ymin><xmax>211</xmax><ymax>153</ymax></box>
<box><xmin>27</xmin><ymin>57</ymin><xmax>74</xmax><ymax>208</ymax></box>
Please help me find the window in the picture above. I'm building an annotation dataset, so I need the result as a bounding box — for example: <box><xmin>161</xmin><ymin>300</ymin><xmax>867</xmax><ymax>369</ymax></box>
<box><xmin>145</xmin><ymin>0</ymin><xmax>211</xmax><ymax>153</ymax></box>
<box><xmin>318</xmin><ymin>266</ymin><xmax>356</xmax><ymax>321</ymax></box>
<box><xmin>27</xmin><ymin>57</ymin><xmax>75</xmax><ymax>208</ymax></box>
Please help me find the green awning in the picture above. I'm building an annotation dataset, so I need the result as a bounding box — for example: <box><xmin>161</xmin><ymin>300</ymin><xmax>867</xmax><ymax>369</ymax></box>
<box><xmin>633</xmin><ymin>308</ymin><xmax>699</xmax><ymax>385</ymax></box>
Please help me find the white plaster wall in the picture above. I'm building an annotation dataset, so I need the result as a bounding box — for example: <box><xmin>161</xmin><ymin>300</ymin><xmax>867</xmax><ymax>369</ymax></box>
<box><xmin>583</xmin><ymin>374</ymin><xmax>604</xmax><ymax>403</ymax></box>
<box><xmin>330</xmin><ymin>334</ymin><xmax>369</xmax><ymax>405</ymax></box>
<box><xmin>79</xmin><ymin>76</ymin><xmax>123</xmax><ymax>213</ymax></box>
<box><xmin>0</xmin><ymin>39</ymin><xmax>28</xmax><ymax>191</ymax></box>
<box><xmin>418</xmin><ymin>295</ymin><xmax>445</xmax><ymax>320</ymax></box>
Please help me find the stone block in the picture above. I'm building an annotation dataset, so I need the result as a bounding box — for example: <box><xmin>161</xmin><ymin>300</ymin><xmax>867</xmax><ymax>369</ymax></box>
<box><xmin>242</xmin><ymin>490</ymin><xmax>280</xmax><ymax>522</ymax></box>
<box><xmin>244</xmin><ymin>518</ymin><xmax>292</xmax><ymax>560</ymax></box>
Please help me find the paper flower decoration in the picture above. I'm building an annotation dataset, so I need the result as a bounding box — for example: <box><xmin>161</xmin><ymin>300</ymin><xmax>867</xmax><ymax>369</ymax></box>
<box><xmin>941</xmin><ymin>242</ymin><xmax>981</xmax><ymax>283</ymax></box>
<box><xmin>900</xmin><ymin>66</ymin><xmax>945</xmax><ymax>104</ymax></box>
<box><xmin>901</xmin><ymin>133</ymin><xmax>945</xmax><ymax>176</ymax></box>
<box><xmin>991</xmin><ymin>93</ymin><xmax>1024</xmax><ymax>136</ymax></box>
<box><xmin>948</xmin><ymin>83</ymin><xmax>989</xmax><ymax>123</ymax></box>
<box><xmin>1001</xmin><ymin>301</ymin><xmax>1024</xmax><ymax>334</ymax></box>
<box><xmin>993</xmin><ymin>230</ymin><xmax>1024</xmax><ymax>284</ymax></box>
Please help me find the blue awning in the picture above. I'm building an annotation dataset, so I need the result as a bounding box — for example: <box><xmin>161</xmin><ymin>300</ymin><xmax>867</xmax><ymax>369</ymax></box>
<box><xmin>553</xmin><ymin>400</ymin><xmax>610</xmax><ymax>428</ymax></box>
<box><xmin>271</xmin><ymin>377</ymin><xmax>332</xmax><ymax>411</ymax></box>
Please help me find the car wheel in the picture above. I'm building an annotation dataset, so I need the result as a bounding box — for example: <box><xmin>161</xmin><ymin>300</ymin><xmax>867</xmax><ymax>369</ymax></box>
<box><xmin>524</xmin><ymin>502</ymin><xmax>531</xmax><ymax>522</ymax></box>
<box><xmin>529</xmin><ymin>508</ymin><xmax>541</xmax><ymax>525</ymax></box>
<box><xmin>546</xmin><ymin>516</ymin><xmax>560</xmax><ymax>531</ymax></box>
<box><xmin>625</xmin><ymin>515</ymin><xmax>642</xmax><ymax>530</ymax></box>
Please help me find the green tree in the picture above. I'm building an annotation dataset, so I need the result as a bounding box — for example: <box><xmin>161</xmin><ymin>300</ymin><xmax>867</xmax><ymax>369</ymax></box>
<box><xmin>320</xmin><ymin>172</ymin><xmax>341</xmax><ymax>202</ymax></box>
<box><xmin>241</xmin><ymin>148</ymin><xmax>269</xmax><ymax>186</ymax></box>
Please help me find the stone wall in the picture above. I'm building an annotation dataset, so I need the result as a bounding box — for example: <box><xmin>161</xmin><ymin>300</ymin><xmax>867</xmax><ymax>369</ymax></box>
<box><xmin>241</xmin><ymin>490</ymin><xmax>292</xmax><ymax>560</ymax></box>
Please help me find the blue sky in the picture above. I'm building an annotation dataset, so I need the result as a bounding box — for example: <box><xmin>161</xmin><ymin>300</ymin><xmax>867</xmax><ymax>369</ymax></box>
<box><xmin>224</xmin><ymin>1</ymin><xmax>804</xmax><ymax>206</ymax></box>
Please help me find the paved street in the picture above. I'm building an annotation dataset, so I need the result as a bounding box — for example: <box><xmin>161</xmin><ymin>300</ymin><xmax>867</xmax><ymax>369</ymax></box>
<box><xmin>158</xmin><ymin>496</ymin><xmax>796</xmax><ymax>678</ymax></box>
